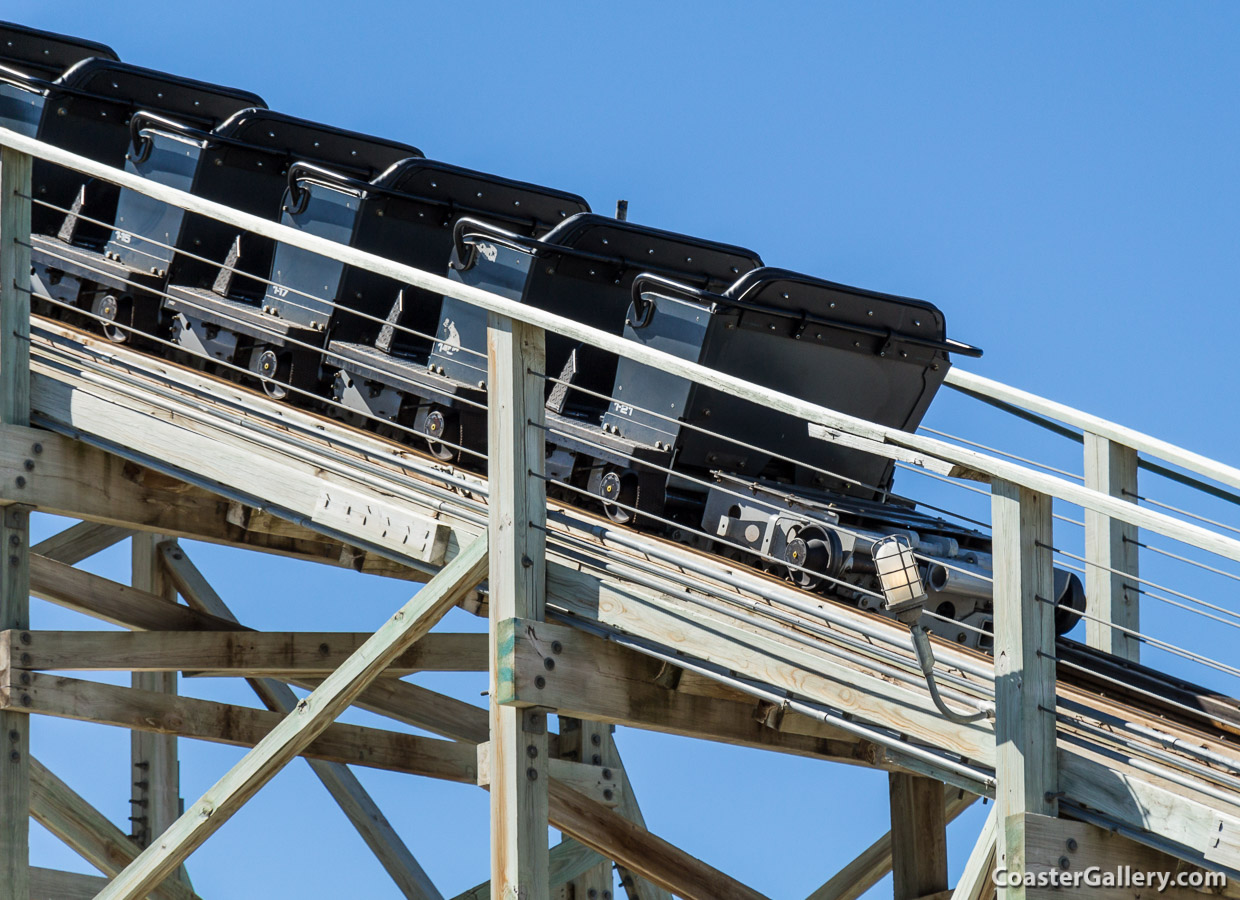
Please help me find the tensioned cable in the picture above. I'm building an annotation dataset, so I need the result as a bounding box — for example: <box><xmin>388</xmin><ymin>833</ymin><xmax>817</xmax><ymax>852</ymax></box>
<box><xmin>1129</xmin><ymin>537</ymin><xmax>1240</xmax><ymax>584</ymax></box>
<box><xmin>918</xmin><ymin>425</ymin><xmax>1084</xmax><ymax>481</ymax></box>
<box><xmin>26</xmin><ymin>195</ymin><xmax>489</xmax><ymax>361</ymax></box>
<box><xmin>1124</xmin><ymin>488</ymin><xmax>1240</xmax><ymax>538</ymax></box>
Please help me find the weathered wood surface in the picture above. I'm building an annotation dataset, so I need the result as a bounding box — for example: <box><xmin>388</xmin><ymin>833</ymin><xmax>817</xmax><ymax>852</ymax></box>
<box><xmin>486</xmin><ymin>316</ymin><xmax>550</xmax><ymax>897</ymax></box>
<box><xmin>162</xmin><ymin>542</ymin><xmax>444</xmax><ymax>900</ymax></box>
<box><xmin>1083</xmin><ymin>433</ymin><xmax>1140</xmax><ymax>661</ymax></box>
<box><xmin>476</xmin><ymin>741</ymin><xmax>620</xmax><ymax>807</ymax></box>
<box><xmin>501</xmin><ymin>617</ymin><xmax>880</xmax><ymax>766</ymax></box>
<box><xmin>8</xmin><ymin>629</ymin><xmax>486</xmax><ymax>676</ymax></box>
<box><xmin>950</xmin><ymin>808</ymin><xmax>995</xmax><ymax>900</ymax></box>
<box><xmin>805</xmin><ymin>786</ymin><xmax>974</xmax><ymax>900</ymax></box>
<box><xmin>889</xmin><ymin>773</ymin><xmax>948</xmax><ymax>900</ymax></box>
<box><xmin>0</xmin><ymin>143</ymin><xmax>32</xmax><ymax>900</ymax></box>
<box><xmin>991</xmin><ymin>480</ymin><xmax>1057</xmax><ymax>893</ymax></box>
<box><xmin>29</xmin><ymin>866</ymin><xmax>113</xmax><ymax>900</ymax></box>
<box><xmin>31</xmin><ymin>520</ymin><xmax>131</xmax><ymax>565</ymax></box>
<box><xmin>451</xmin><ymin>840</ymin><xmax>608</xmax><ymax>900</ymax></box>
<box><xmin>1014</xmin><ymin>812</ymin><xmax>1240</xmax><ymax>900</ymax></box>
<box><xmin>6</xmin><ymin>672</ymin><xmax>479</xmax><ymax>782</ymax></box>
<box><xmin>29</xmin><ymin>757</ymin><xmax>200</xmax><ymax>900</ymax></box>
<box><xmin>93</xmin><ymin>534</ymin><xmax>488</xmax><ymax>900</ymax></box>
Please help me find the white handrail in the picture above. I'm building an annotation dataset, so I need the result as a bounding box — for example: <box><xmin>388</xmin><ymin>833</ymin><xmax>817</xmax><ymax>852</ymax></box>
<box><xmin>945</xmin><ymin>368</ymin><xmax>1240</xmax><ymax>493</ymax></box>
<box><xmin>3</xmin><ymin>127</ymin><xmax>1239</xmax><ymax>561</ymax></box>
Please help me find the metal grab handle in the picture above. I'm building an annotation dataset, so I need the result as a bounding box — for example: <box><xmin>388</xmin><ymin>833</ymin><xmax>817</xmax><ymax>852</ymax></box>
<box><xmin>285</xmin><ymin>161</ymin><xmax>371</xmax><ymax>214</ymax></box>
<box><xmin>128</xmin><ymin>111</ymin><xmax>212</xmax><ymax>164</ymax></box>
<box><xmin>629</xmin><ymin>273</ymin><xmax>725</xmax><ymax>328</ymax></box>
<box><xmin>449</xmin><ymin>216</ymin><xmax>541</xmax><ymax>271</ymax></box>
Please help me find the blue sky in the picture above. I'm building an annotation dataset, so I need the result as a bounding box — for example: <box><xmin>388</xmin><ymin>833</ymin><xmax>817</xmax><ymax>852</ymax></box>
<box><xmin>9</xmin><ymin>2</ymin><xmax>1240</xmax><ymax>897</ymax></box>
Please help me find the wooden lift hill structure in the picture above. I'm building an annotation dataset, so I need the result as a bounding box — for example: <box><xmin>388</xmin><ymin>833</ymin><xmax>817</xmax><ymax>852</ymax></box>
<box><xmin>1</xmin><ymin>123</ymin><xmax>1240</xmax><ymax>900</ymax></box>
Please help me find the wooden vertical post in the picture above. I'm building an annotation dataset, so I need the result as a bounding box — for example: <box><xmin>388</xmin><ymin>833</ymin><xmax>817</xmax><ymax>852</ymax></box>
<box><xmin>130</xmin><ymin>533</ymin><xmax>183</xmax><ymax>848</ymax></box>
<box><xmin>1083</xmin><ymin>433</ymin><xmax>1140</xmax><ymax>662</ymax></box>
<box><xmin>991</xmin><ymin>480</ymin><xmax>1057</xmax><ymax>897</ymax></box>
<box><xmin>0</xmin><ymin>144</ymin><xmax>32</xmax><ymax>900</ymax></box>
<box><xmin>487</xmin><ymin>313</ymin><xmax>550</xmax><ymax>898</ymax></box>
<box><xmin>888</xmin><ymin>773</ymin><xmax>947</xmax><ymax>900</ymax></box>
<box><xmin>560</xmin><ymin>719</ymin><xmax>614</xmax><ymax>900</ymax></box>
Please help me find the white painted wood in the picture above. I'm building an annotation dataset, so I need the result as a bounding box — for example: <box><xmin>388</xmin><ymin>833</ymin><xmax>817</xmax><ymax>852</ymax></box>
<box><xmin>92</xmin><ymin>534</ymin><xmax>488</xmax><ymax>900</ymax></box>
<box><xmin>1083</xmin><ymin>434</ymin><xmax>1140</xmax><ymax>661</ymax></box>
<box><xmin>950</xmin><ymin>808</ymin><xmax>996</xmax><ymax>900</ymax></box>
<box><xmin>991</xmin><ymin>480</ymin><xmax>1057</xmax><ymax>887</ymax></box>
<box><xmin>158</xmin><ymin>541</ymin><xmax>445</xmax><ymax>900</ymax></box>
<box><xmin>4</xmin><ymin>127</ymin><xmax>1237</xmax><ymax>560</ymax></box>
<box><xmin>0</xmin><ymin>143</ymin><xmax>32</xmax><ymax>900</ymax></box>
<box><xmin>486</xmin><ymin>314</ymin><xmax>550</xmax><ymax>898</ymax></box>
<box><xmin>947</xmin><ymin>367</ymin><xmax>1240</xmax><ymax>494</ymax></box>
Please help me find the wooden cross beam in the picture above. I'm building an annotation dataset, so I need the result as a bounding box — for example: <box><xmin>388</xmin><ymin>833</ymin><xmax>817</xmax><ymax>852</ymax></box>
<box><xmin>156</xmin><ymin>541</ymin><xmax>446</xmax><ymax>900</ymax></box>
<box><xmin>92</xmin><ymin>532</ymin><xmax>488</xmax><ymax>900</ymax></box>
<box><xmin>30</xmin><ymin>521</ymin><xmax>131</xmax><ymax>565</ymax></box>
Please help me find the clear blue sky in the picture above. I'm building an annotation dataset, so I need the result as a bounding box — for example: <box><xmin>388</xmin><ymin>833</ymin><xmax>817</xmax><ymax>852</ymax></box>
<box><xmin>9</xmin><ymin>2</ymin><xmax>1240</xmax><ymax>897</ymax></box>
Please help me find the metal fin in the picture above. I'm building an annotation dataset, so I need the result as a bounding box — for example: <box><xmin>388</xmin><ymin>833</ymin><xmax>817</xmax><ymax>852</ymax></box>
<box><xmin>56</xmin><ymin>184</ymin><xmax>87</xmax><ymax>244</ymax></box>
<box><xmin>212</xmin><ymin>235</ymin><xmax>242</xmax><ymax>297</ymax></box>
<box><xmin>375</xmin><ymin>289</ymin><xmax>404</xmax><ymax>354</ymax></box>
<box><xmin>545</xmin><ymin>347</ymin><xmax>578</xmax><ymax>415</ymax></box>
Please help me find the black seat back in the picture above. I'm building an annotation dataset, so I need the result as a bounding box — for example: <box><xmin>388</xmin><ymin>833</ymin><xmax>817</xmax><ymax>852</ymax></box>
<box><xmin>29</xmin><ymin>59</ymin><xmax>264</xmax><ymax>235</ymax></box>
<box><xmin>0</xmin><ymin>22</ymin><xmax>117</xmax><ymax>79</ymax></box>
<box><xmin>110</xmin><ymin>107</ymin><xmax>417</xmax><ymax>293</ymax></box>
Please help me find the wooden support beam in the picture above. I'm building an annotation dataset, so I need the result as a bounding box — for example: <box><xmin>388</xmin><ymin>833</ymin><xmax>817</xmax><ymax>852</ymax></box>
<box><xmin>130</xmin><ymin>533</ymin><xmax>182</xmax><ymax>852</ymax></box>
<box><xmin>451</xmin><ymin>840</ymin><xmax>609</xmax><ymax>900</ymax></box>
<box><xmin>486</xmin><ymin>314</ymin><xmax>549</xmax><ymax>897</ymax></box>
<box><xmin>806</xmin><ymin>786</ymin><xmax>975</xmax><ymax>900</ymax></box>
<box><xmin>8</xmin><ymin>629</ymin><xmax>486</xmax><ymax>676</ymax></box>
<box><xmin>28</xmin><ymin>757</ymin><xmax>200</xmax><ymax>900</ymax></box>
<box><xmin>477</xmin><ymin>741</ymin><xmax>619</xmax><ymax>808</ymax></box>
<box><xmin>93</xmin><ymin>533</ymin><xmax>488</xmax><ymax>900</ymax></box>
<box><xmin>0</xmin><ymin>143</ymin><xmax>33</xmax><ymax>900</ymax></box>
<box><xmin>157</xmin><ymin>542</ymin><xmax>445</xmax><ymax>900</ymax></box>
<box><xmin>951</xmin><ymin>809</ymin><xmax>996</xmax><ymax>900</ymax></box>
<box><xmin>501</xmin><ymin>617</ymin><xmax>879</xmax><ymax>767</ymax></box>
<box><xmin>560</xmin><ymin>719</ymin><xmax>617</xmax><ymax>899</ymax></box>
<box><xmin>547</xmin><ymin>780</ymin><xmax>771</xmax><ymax>900</ymax></box>
<box><xmin>31</xmin><ymin>521</ymin><xmax>131</xmax><ymax>565</ymax></box>
<box><xmin>889</xmin><ymin>773</ymin><xmax>948</xmax><ymax>900</ymax></box>
<box><xmin>0</xmin><ymin>426</ymin><xmax>422</xmax><ymax>577</ymax></box>
<box><xmin>1010</xmin><ymin>812</ymin><xmax>1237</xmax><ymax>900</ymax></box>
<box><xmin>30</xmin><ymin>554</ymin><xmax>243</xmax><ymax>632</ymax></box>
<box><xmin>1083</xmin><ymin>433</ymin><xmax>1140</xmax><ymax>662</ymax></box>
<box><xmin>4</xmin><ymin>672</ymin><xmax>479</xmax><ymax>782</ymax></box>
<box><xmin>30</xmin><ymin>866</ymin><xmax>113</xmax><ymax>900</ymax></box>
<box><xmin>991</xmin><ymin>480</ymin><xmax>1057</xmax><ymax>897</ymax></box>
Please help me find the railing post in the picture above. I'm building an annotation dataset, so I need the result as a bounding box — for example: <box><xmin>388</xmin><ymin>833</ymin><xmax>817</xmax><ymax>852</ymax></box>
<box><xmin>487</xmin><ymin>312</ymin><xmax>550</xmax><ymax>898</ymax></box>
<box><xmin>991</xmin><ymin>479</ymin><xmax>1057</xmax><ymax>897</ymax></box>
<box><xmin>0</xmin><ymin>145</ymin><xmax>32</xmax><ymax>899</ymax></box>
<box><xmin>1083</xmin><ymin>433</ymin><xmax>1140</xmax><ymax>662</ymax></box>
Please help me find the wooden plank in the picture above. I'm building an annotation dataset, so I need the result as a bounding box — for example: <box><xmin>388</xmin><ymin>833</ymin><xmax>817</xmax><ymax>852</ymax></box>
<box><xmin>28</xmin><ymin>757</ymin><xmax>200</xmax><ymax>900</ymax></box>
<box><xmin>500</xmin><ymin>617</ymin><xmax>878</xmax><ymax>765</ymax></box>
<box><xmin>1083</xmin><ymin>433</ymin><xmax>1140</xmax><ymax>662</ymax></box>
<box><xmin>29</xmin><ymin>553</ymin><xmax>243</xmax><ymax>632</ymax></box>
<box><xmin>9</xmin><ymin>630</ymin><xmax>486</xmax><ymax>676</ymax></box>
<box><xmin>130</xmin><ymin>533</ymin><xmax>182</xmax><ymax>851</ymax></box>
<box><xmin>5</xmin><ymin>672</ymin><xmax>479</xmax><ymax>783</ymax></box>
<box><xmin>547</xmin><ymin>566</ymin><xmax>996</xmax><ymax>775</ymax></box>
<box><xmin>30</xmin><ymin>866</ymin><xmax>112</xmax><ymax>900</ymax></box>
<box><xmin>0</xmin><ymin>426</ymin><xmax>421</xmax><ymax>577</ymax></box>
<box><xmin>950</xmin><ymin>808</ymin><xmax>995</xmax><ymax>900</ymax></box>
<box><xmin>31</xmin><ymin>521</ymin><xmax>131</xmax><ymax>565</ymax></box>
<box><xmin>159</xmin><ymin>543</ymin><xmax>444</xmax><ymax>900</ymax></box>
<box><xmin>991</xmin><ymin>480</ymin><xmax>1057</xmax><ymax>895</ymax></box>
<box><xmin>1015</xmin><ymin>812</ymin><xmax>1238</xmax><ymax>900</ymax></box>
<box><xmin>451</xmin><ymin>841</ymin><xmax>609</xmax><ymax>900</ymax></box>
<box><xmin>0</xmin><ymin>142</ymin><xmax>32</xmax><ymax>900</ymax></box>
<box><xmin>477</xmin><ymin>742</ymin><xmax>619</xmax><ymax>808</ymax></box>
<box><xmin>547</xmin><ymin>780</ymin><xmax>771</xmax><ymax>900</ymax></box>
<box><xmin>945</xmin><ymin>367</ymin><xmax>1240</xmax><ymax>495</ymax></box>
<box><xmin>889</xmin><ymin>773</ymin><xmax>948</xmax><ymax>900</ymax></box>
<box><xmin>486</xmin><ymin>315</ymin><xmax>549</xmax><ymax>897</ymax></box>
<box><xmin>559</xmin><ymin>719</ymin><xmax>617</xmax><ymax>899</ymax></box>
<box><xmin>92</xmin><ymin>533</ymin><xmax>488</xmax><ymax>900</ymax></box>
<box><xmin>806</xmin><ymin>786</ymin><xmax>974</xmax><ymax>900</ymax></box>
